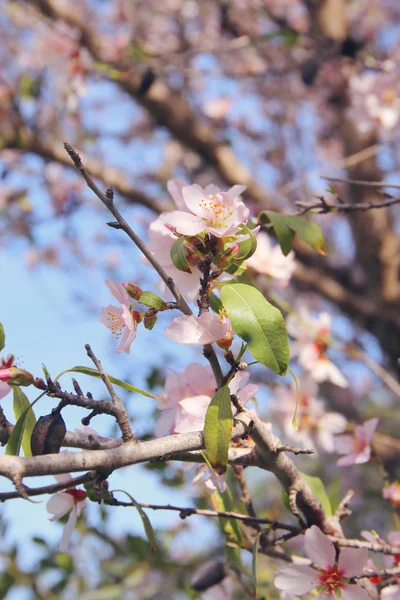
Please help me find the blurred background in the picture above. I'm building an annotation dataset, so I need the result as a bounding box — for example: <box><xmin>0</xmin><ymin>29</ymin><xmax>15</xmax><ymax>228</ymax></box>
<box><xmin>0</xmin><ymin>1</ymin><xmax>400</xmax><ymax>598</ymax></box>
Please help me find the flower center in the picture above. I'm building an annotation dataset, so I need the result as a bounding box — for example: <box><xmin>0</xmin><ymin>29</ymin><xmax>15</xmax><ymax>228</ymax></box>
<box><xmin>104</xmin><ymin>310</ymin><xmax>126</xmax><ymax>339</ymax></box>
<box><xmin>317</xmin><ymin>564</ymin><xmax>347</xmax><ymax>595</ymax></box>
<box><xmin>65</xmin><ymin>488</ymin><xmax>86</xmax><ymax>504</ymax></box>
<box><xmin>200</xmin><ymin>193</ymin><xmax>232</xmax><ymax>228</ymax></box>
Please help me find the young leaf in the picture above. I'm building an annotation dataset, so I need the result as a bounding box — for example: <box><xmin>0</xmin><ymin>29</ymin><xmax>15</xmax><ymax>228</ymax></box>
<box><xmin>55</xmin><ymin>366</ymin><xmax>156</xmax><ymax>399</ymax></box>
<box><xmin>287</xmin><ymin>367</ymin><xmax>299</xmax><ymax>430</ymax></box>
<box><xmin>285</xmin><ymin>215</ymin><xmax>326</xmax><ymax>255</ymax></box>
<box><xmin>112</xmin><ymin>490</ymin><xmax>157</xmax><ymax>552</ymax></box>
<box><xmin>212</xmin><ymin>486</ymin><xmax>243</xmax><ymax>570</ymax></box>
<box><xmin>6</xmin><ymin>388</ymin><xmax>41</xmax><ymax>457</ymax></box>
<box><xmin>170</xmin><ymin>236</ymin><xmax>192</xmax><ymax>274</ymax></box>
<box><xmin>298</xmin><ymin>471</ymin><xmax>332</xmax><ymax>517</ymax></box>
<box><xmin>203</xmin><ymin>385</ymin><xmax>233</xmax><ymax>475</ymax></box>
<box><xmin>0</xmin><ymin>322</ymin><xmax>5</xmax><ymax>352</ymax></box>
<box><xmin>259</xmin><ymin>210</ymin><xmax>326</xmax><ymax>256</ymax></box>
<box><xmin>213</xmin><ymin>486</ymin><xmax>243</xmax><ymax>547</ymax></box>
<box><xmin>138</xmin><ymin>291</ymin><xmax>168</xmax><ymax>311</ymax></box>
<box><xmin>234</xmin><ymin>224</ymin><xmax>258</xmax><ymax>261</ymax></box>
<box><xmin>209</xmin><ymin>292</ymin><xmax>223</xmax><ymax>314</ymax></box>
<box><xmin>259</xmin><ymin>211</ymin><xmax>295</xmax><ymax>255</ymax></box>
<box><xmin>221</xmin><ymin>283</ymin><xmax>289</xmax><ymax>375</ymax></box>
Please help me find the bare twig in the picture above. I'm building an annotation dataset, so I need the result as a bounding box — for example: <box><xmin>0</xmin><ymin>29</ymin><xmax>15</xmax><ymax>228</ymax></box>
<box><xmin>0</xmin><ymin>471</ymin><xmax>97</xmax><ymax>502</ymax></box>
<box><xmin>64</xmin><ymin>141</ymin><xmax>192</xmax><ymax>316</ymax></box>
<box><xmin>64</xmin><ymin>141</ymin><xmax>224</xmax><ymax>387</ymax></box>
<box><xmin>233</xmin><ymin>465</ymin><xmax>260</xmax><ymax>531</ymax></box>
<box><xmin>355</xmin><ymin>566</ymin><xmax>400</xmax><ymax>581</ymax></box>
<box><xmin>109</xmin><ymin>498</ymin><xmax>300</xmax><ymax>532</ymax></box>
<box><xmin>85</xmin><ymin>344</ymin><xmax>135</xmax><ymax>442</ymax></box>
<box><xmin>0</xmin><ymin>419</ymin><xmax>250</xmax><ymax>489</ymax></box>
<box><xmin>296</xmin><ymin>194</ymin><xmax>400</xmax><ymax>214</ymax></box>
<box><xmin>323</xmin><ymin>176</ymin><xmax>400</xmax><ymax>190</ymax></box>
<box><xmin>330</xmin><ymin>536</ymin><xmax>400</xmax><ymax>557</ymax></box>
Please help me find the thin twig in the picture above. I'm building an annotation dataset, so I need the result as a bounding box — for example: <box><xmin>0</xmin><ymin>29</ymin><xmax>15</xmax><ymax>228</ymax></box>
<box><xmin>233</xmin><ymin>465</ymin><xmax>260</xmax><ymax>531</ymax></box>
<box><xmin>323</xmin><ymin>176</ymin><xmax>400</xmax><ymax>190</ymax></box>
<box><xmin>109</xmin><ymin>499</ymin><xmax>300</xmax><ymax>532</ymax></box>
<box><xmin>296</xmin><ymin>194</ymin><xmax>400</xmax><ymax>214</ymax></box>
<box><xmin>64</xmin><ymin>142</ymin><xmax>224</xmax><ymax>387</ymax></box>
<box><xmin>85</xmin><ymin>344</ymin><xmax>135</xmax><ymax>442</ymax></box>
<box><xmin>330</xmin><ymin>537</ymin><xmax>400</xmax><ymax>557</ymax></box>
<box><xmin>0</xmin><ymin>471</ymin><xmax>97</xmax><ymax>502</ymax></box>
<box><xmin>64</xmin><ymin>141</ymin><xmax>192</xmax><ymax>317</ymax></box>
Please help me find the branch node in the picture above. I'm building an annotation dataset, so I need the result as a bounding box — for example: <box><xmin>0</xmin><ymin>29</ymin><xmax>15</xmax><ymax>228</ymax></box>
<box><xmin>64</xmin><ymin>141</ymin><xmax>82</xmax><ymax>169</ymax></box>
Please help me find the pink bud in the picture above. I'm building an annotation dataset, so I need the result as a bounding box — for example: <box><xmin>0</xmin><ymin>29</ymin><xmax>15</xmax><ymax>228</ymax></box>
<box><xmin>0</xmin><ymin>367</ymin><xmax>34</xmax><ymax>387</ymax></box>
<box><xmin>122</xmin><ymin>282</ymin><xmax>143</xmax><ymax>300</ymax></box>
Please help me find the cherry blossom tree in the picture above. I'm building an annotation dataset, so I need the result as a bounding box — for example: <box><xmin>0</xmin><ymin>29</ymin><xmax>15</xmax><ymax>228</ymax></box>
<box><xmin>0</xmin><ymin>1</ymin><xmax>400</xmax><ymax>598</ymax></box>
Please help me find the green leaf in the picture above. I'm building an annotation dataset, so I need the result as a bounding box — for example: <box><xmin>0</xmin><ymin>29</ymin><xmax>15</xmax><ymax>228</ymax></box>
<box><xmin>138</xmin><ymin>291</ymin><xmax>168</xmax><ymax>311</ymax></box>
<box><xmin>287</xmin><ymin>367</ymin><xmax>299</xmax><ymax>430</ymax></box>
<box><xmin>0</xmin><ymin>322</ymin><xmax>5</xmax><ymax>352</ymax></box>
<box><xmin>260</xmin><ymin>211</ymin><xmax>295</xmax><ymax>255</ymax></box>
<box><xmin>42</xmin><ymin>364</ymin><xmax>51</xmax><ymax>381</ymax></box>
<box><xmin>209</xmin><ymin>292</ymin><xmax>223</xmax><ymax>314</ymax></box>
<box><xmin>259</xmin><ymin>211</ymin><xmax>326</xmax><ymax>256</ymax></box>
<box><xmin>112</xmin><ymin>490</ymin><xmax>157</xmax><ymax>552</ymax></box>
<box><xmin>204</xmin><ymin>385</ymin><xmax>233</xmax><ymax>475</ymax></box>
<box><xmin>252</xmin><ymin>531</ymin><xmax>267</xmax><ymax>598</ymax></box>
<box><xmin>170</xmin><ymin>236</ymin><xmax>192</xmax><ymax>274</ymax></box>
<box><xmin>285</xmin><ymin>215</ymin><xmax>326</xmax><ymax>255</ymax></box>
<box><xmin>55</xmin><ymin>367</ymin><xmax>156</xmax><ymax>399</ymax></box>
<box><xmin>299</xmin><ymin>472</ymin><xmax>332</xmax><ymax>517</ymax></box>
<box><xmin>6</xmin><ymin>388</ymin><xmax>41</xmax><ymax>457</ymax></box>
<box><xmin>213</xmin><ymin>486</ymin><xmax>243</xmax><ymax>570</ymax></box>
<box><xmin>221</xmin><ymin>283</ymin><xmax>290</xmax><ymax>375</ymax></box>
<box><xmin>234</xmin><ymin>225</ymin><xmax>258</xmax><ymax>261</ymax></box>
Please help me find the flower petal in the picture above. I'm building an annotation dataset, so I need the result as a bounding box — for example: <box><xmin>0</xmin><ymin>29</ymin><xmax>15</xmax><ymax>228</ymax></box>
<box><xmin>167</xmin><ymin>178</ymin><xmax>188</xmax><ymax>210</ymax></box>
<box><xmin>182</xmin><ymin>184</ymin><xmax>207</xmax><ymax>215</ymax></box>
<box><xmin>339</xmin><ymin>547</ymin><xmax>368</xmax><ymax>577</ymax></box>
<box><xmin>59</xmin><ymin>507</ymin><xmax>78</xmax><ymax>553</ymax></box>
<box><xmin>47</xmin><ymin>492</ymin><xmax>73</xmax><ymax>521</ymax></box>
<box><xmin>0</xmin><ymin>382</ymin><xmax>11</xmax><ymax>400</ymax></box>
<box><xmin>105</xmin><ymin>279</ymin><xmax>128</xmax><ymax>305</ymax></box>
<box><xmin>304</xmin><ymin>526</ymin><xmax>335</xmax><ymax>568</ymax></box>
<box><xmin>160</xmin><ymin>210</ymin><xmax>205</xmax><ymax>235</ymax></box>
<box><xmin>274</xmin><ymin>565</ymin><xmax>317</xmax><ymax>594</ymax></box>
<box><xmin>361</xmin><ymin>418</ymin><xmax>379</xmax><ymax>443</ymax></box>
<box><xmin>341</xmin><ymin>584</ymin><xmax>369</xmax><ymax>600</ymax></box>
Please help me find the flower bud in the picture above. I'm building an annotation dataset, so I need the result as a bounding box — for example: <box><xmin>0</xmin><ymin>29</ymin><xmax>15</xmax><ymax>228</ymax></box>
<box><xmin>216</xmin><ymin>244</ymin><xmax>239</xmax><ymax>271</ymax></box>
<box><xmin>144</xmin><ymin>313</ymin><xmax>157</xmax><ymax>330</ymax></box>
<box><xmin>216</xmin><ymin>338</ymin><xmax>233</xmax><ymax>350</ymax></box>
<box><xmin>0</xmin><ymin>367</ymin><xmax>34</xmax><ymax>387</ymax></box>
<box><xmin>123</xmin><ymin>282</ymin><xmax>143</xmax><ymax>301</ymax></box>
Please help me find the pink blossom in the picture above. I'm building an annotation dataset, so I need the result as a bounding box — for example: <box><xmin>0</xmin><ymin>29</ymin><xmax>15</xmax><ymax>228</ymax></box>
<box><xmin>143</xmin><ymin>216</ymin><xmax>202</xmax><ymax>301</ymax></box>
<box><xmin>99</xmin><ymin>279</ymin><xmax>140</xmax><ymax>354</ymax></box>
<box><xmin>0</xmin><ymin>381</ymin><xmax>11</xmax><ymax>400</ymax></box>
<box><xmin>175</xmin><ymin>370</ymin><xmax>258</xmax><ymax>434</ymax></box>
<box><xmin>155</xmin><ymin>364</ymin><xmax>258</xmax><ymax>437</ymax></box>
<box><xmin>164</xmin><ymin>311</ymin><xmax>234</xmax><ymax>346</ymax></box>
<box><xmin>275</xmin><ymin>526</ymin><xmax>369</xmax><ymax>599</ymax></box>
<box><xmin>382</xmin><ymin>482</ymin><xmax>400</xmax><ymax>507</ymax></box>
<box><xmin>270</xmin><ymin>378</ymin><xmax>347</xmax><ymax>453</ymax></box>
<box><xmin>334</xmin><ymin>418</ymin><xmax>379</xmax><ymax>466</ymax></box>
<box><xmin>0</xmin><ymin>354</ymin><xmax>17</xmax><ymax>399</ymax></box>
<box><xmin>160</xmin><ymin>179</ymin><xmax>248</xmax><ymax>238</ymax></box>
<box><xmin>286</xmin><ymin>310</ymin><xmax>348</xmax><ymax>388</ymax></box>
<box><xmin>155</xmin><ymin>363</ymin><xmax>216</xmax><ymax>437</ymax></box>
<box><xmin>193</xmin><ymin>464</ymin><xmax>227</xmax><ymax>494</ymax></box>
<box><xmin>246</xmin><ymin>232</ymin><xmax>296</xmax><ymax>287</ymax></box>
<box><xmin>46</xmin><ymin>473</ymin><xmax>87</xmax><ymax>553</ymax></box>
<box><xmin>381</xmin><ymin>586</ymin><xmax>400</xmax><ymax>600</ymax></box>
